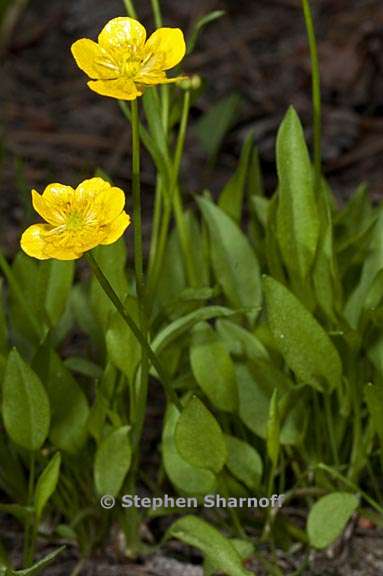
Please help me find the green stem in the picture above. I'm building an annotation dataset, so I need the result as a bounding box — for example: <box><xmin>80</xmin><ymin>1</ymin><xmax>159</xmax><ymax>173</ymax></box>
<box><xmin>302</xmin><ymin>0</ymin><xmax>322</xmax><ymax>194</ymax></box>
<box><xmin>24</xmin><ymin>452</ymin><xmax>36</xmax><ymax>567</ymax></box>
<box><xmin>130</xmin><ymin>99</ymin><xmax>150</xmax><ymax>453</ymax></box>
<box><xmin>149</xmin><ymin>90</ymin><xmax>196</xmax><ymax>292</ymax></box>
<box><xmin>317</xmin><ymin>463</ymin><xmax>383</xmax><ymax>516</ymax></box>
<box><xmin>148</xmin><ymin>176</ymin><xmax>163</xmax><ymax>280</ymax></box>
<box><xmin>85</xmin><ymin>252</ymin><xmax>180</xmax><ymax>410</ymax></box>
<box><xmin>131</xmin><ymin>100</ymin><xmax>145</xmax><ymax>307</ymax></box>
<box><xmin>149</xmin><ymin>0</ymin><xmax>168</xmax><ymax>135</ymax></box>
<box><xmin>324</xmin><ymin>394</ymin><xmax>339</xmax><ymax>466</ymax></box>
<box><xmin>150</xmin><ymin>0</ymin><xmax>162</xmax><ymax>27</ymax></box>
<box><xmin>123</xmin><ymin>0</ymin><xmax>137</xmax><ymax>18</ymax></box>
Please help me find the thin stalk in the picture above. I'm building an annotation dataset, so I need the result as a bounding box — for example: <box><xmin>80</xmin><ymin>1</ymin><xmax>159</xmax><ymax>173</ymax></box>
<box><xmin>24</xmin><ymin>452</ymin><xmax>36</xmax><ymax>567</ymax></box>
<box><xmin>302</xmin><ymin>0</ymin><xmax>322</xmax><ymax>194</ymax></box>
<box><xmin>149</xmin><ymin>90</ymin><xmax>197</xmax><ymax>291</ymax></box>
<box><xmin>131</xmin><ymin>100</ymin><xmax>145</xmax><ymax>308</ymax></box>
<box><xmin>317</xmin><ymin>463</ymin><xmax>383</xmax><ymax>516</ymax></box>
<box><xmin>148</xmin><ymin>176</ymin><xmax>163</xmax><ymax>278</ymax></box>
<box><xmin>150</xmin><ymin>0</ymin><xmax>170</xmax><ymax>134</ymax></box>
<box><xmin>123</xmin><ymin>0</ymin><xmax>137</xmax><ymax>18</ymax></box>
<box><xmin>171</xmin><ymin>92</ymin><xmax>195</xmax><ymax>285</ymax></box>
<box><xmin>85</xmin><ymin>252</ymin><xmax>181</xmax><ymax>410</ymax></box>
<box><xmin>130</xmin><ymin>99</ymin><xmax>150</xmax><ymax>453</ymax></box>
<box><xmin>150</xmin><ymin>0</ymin><xmax>162</xmax><ymax>27</ymax></box>
<box><xmin>324</xmin><ymin>394</ymin><xmax>339</xmax><ymax>466</ymax></box>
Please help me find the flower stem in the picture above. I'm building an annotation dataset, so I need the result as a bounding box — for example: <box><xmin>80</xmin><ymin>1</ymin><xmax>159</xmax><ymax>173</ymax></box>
<box><xmin>131</xmin><ymin>100</ymin><xmax>145</xmax><ymax>307</ymax></box>
<box><xmin>149</xmin><ymin>90</ymin><xmax>197</xmax><ymax>292</ymax></box>
<box><xmin>130</xmin><ymin>98</ymin><xmax>150</xmax><ymax>453</ymax></box>
<box><xmin>302</xmin><ymin>0</ymin><xmax>322</xmax><ymax>194</ymax></box>
<box><xmin>150</xmin><ymin>0</ymin><xmax>162</xmax><ymax>27</ymax></box>
<box><xmin>85</xmin><ymin>252</ymin><xmax>181</xmax><ymax>410</ymax></box>
<box><xmin>23</xmin><ymin>452</ymin><xmax>36</xmax><ymax>567</ymax></box>
<box><xmin>123</xmin><ymin>0</ymin><xmax>138</xmax><ymax>18</ymax></box>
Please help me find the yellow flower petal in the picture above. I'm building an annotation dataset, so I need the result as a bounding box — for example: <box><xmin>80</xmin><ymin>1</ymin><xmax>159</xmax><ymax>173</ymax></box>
<box><xmin>21</xmin><ymin>224</ymin><xmax>52</xmax><ymax>260</ymax></box>
<box><xmin>87</xmin><ymin>78</ymin><xmax>142</xmax><ymax>100</ymax></box>
<box><xmin>32</xmin><ymin>183</ymin><xmax>75</xmax><ymax>226</ymax></box>
<box><xmin>75</xmin><ymin>178</ymin><xmax>126</xmax><ymax>225</ymax></box>
<box><xmin>144</xmin><ymin>28</ymin><xmax>186</xmax><ymax>70</ymax></box>
<box><xmin>100</xmin><ymin>212</ymin><xmax>131</xmax><ymax>245</ymax></box>
<box><xmin>21</xmin><ymin>224</ymin><xmax>84</xmax><ymax>261</ymax></box>
<box><xmin>71</xmin><ymin>39</ymin><xmax>119</xmax><ymax>80</ymax></box>
<box><xmin>98</xmin><ymin>17</ymin><xmax>146</xmax><ymax>52</ymax></box>
<box><xmin>135</xmin><ymin>72</ymin><xmax>186</xmax><ymax>86</ymax></box>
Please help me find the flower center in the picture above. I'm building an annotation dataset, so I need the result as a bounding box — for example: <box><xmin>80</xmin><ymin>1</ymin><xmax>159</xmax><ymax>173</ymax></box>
<box><xmin>66</xmin><ymin>212</ymin><xmax>84</xmax><ymax>230</ymax></box>
<box><xmin>122</xmin><ymin>57</ymin><xmax>142</xmax><ymax>79</ymax></box>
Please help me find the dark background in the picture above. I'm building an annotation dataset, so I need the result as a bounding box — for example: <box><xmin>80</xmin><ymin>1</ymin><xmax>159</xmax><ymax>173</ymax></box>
<box><xmin>1</xmin><ymin>0</ymin><xmax>382</xmax><ymax>254</ymax></box>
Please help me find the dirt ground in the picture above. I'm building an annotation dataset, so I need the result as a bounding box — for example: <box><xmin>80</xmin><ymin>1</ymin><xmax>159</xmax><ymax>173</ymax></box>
<box><xmin>2</xmin><ymin>518</ymin><xmax>383</xmax><ymax>575</ymax></box>
<box><xmin>1</xmin><ymin>0</ymin><xmax>383</xmax><ymax>574</ymax></box>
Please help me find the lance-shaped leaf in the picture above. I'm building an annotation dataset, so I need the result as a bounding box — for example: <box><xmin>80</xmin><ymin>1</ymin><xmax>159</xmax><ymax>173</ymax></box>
<box><xmin>166</xmin><ymin>516</ymin><xmax>253</xmax><ymax>576</ymax></box>
<box><xmin>190</xmin><ymin>322</ymin><xmax>238</xmax><ymax>412</ymax></box>
<box><xmin>263</xmin><ymin>276</ymin><xmax>342</xmax><ymax>391</ymax></box>
<box><xmin>276</xmin><ymin>107</ymin><xmax>320</xmax><ymax>279</ymax></box>
<box><xmin>175</xmin><ymin>396</ymin><xmax>227</xmax><ymax>473</ymax></box>
<box><xmin>3</xmin><ymin>350</ymin><xmax>50</xmax><ymax>451</ymax></box>
<box><xmin>198</xmin><ymin>196</ymin><xmax>262</xmax><ymax>320</ymax></box>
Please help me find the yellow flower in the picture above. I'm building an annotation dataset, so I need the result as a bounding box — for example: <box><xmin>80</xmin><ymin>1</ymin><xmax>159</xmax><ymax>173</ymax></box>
<box><xmin>71</xmin><ymin>17</ymin><xmax>186</xmax><ymax>100</ymax></box>
<box><xmin>21</xmin><ymin>178</ymin><xmax>130</xmax><ymax>260</ymax></box>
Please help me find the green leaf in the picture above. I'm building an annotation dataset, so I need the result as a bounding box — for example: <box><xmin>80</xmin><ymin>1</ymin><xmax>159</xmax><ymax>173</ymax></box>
<box><xmin>152</xmin><ymin>305</ymin><xmax>235</xmax><ymax>356</ymax></box>
<box><xmin>34</xmin><ymin>452</ymin><xmax>61</xmax><ymax>523</ymax></box>
<box><xmin>218</xmin><ymin>132</ymin><xmax>253</xmax><ymax>223</ymax></box>
<box><xmin>8</xmin><ymin>546</ymin><xmax>65</xmax><ymax>576</ymax></box>
<box><xmin>167</xmin><ymin>516</ymin><xmax>252</xmax><ymax>576</ymax></box>
<box><xmin>2</xmin><ymin>350</ymin><xmax>50</xmax><ymax>450</ymax></box>
<box><xmin>190</xmin><ymin>323</ymin><xmax>238</xmax><ymax>412</ymax></box>
<box><xmin>106</xmin><ymin>296</ymin><xmax>140</xmax><ymax>384</ymax></box>
<box><xmin>0</xmin><ymin>252</ymin><xmax>42</xmax><ymax>342</ymax></box>
<box><xmin>225</xmin><ymin>435</ymin><xmax>263</xmax><ymax>490</ymax></box>
<box><xmin>263</xmin><ymin>276</ymin><xmax>342</xmax><ymax>391</ymax></box>
<box><xmin>162</xmin><ymin>404</ymin><xmax>217</xmax><ymax>495</ymax></box>
<box><xmin>94</xmin><ymin>426</ymin><xmax>132</xmax><ymax>497</ymax></box>
<box><xmin>70</xmin><ymin>285</ymin><xmax>103</xmax><ymax>352</ymax></box>
<box><xmin>276</xmin><ymin>107</ymin><xmax>320</xmax><ymax>279</ymax></box>
<box><xmin>216</xmin><ymin>319</ymin><xmax>269</xmax><ymax>362</ymax></box>
<box><xmin>142</xmin><ymin>89</ymin><xmax>171</xmax><ymax>184</ymax></box>
<box><xmin>187</xmin><ymin>10</ymin><xmax>225</xmax><ymax>53</ymax></box>
<box><xmin>205</xmin><ymin>539</ymin><xmax>255</xmax><ymax>576</ymax></box>
<box><xmin>63</xmin><ymin>357</ymin><xmax>103</xmax><ymax>379</ymax></box>
<box><xmin>0</xmin><ymin>435</ymin><xmax>28</xmax><ymax>502</ymax></box>
<box><xmin>45</xmin><ymin>260</ymin><xmax>74</xmax><ymax>326</ymax></box>
<box><xmin>312</xmin><ymin>190</ymin><xmax>342</xmax><ymax>322</ymax></box>
<box><xmin>198</xmin><ymin>196</ymin><xmax>262</xmax><ymax>320</ymax></box>
<box><xmin>0</xmin><ymin>504</ymin><xmax>33</xmax><ymax>523</ymax></box>
<box><xmin>365</xmin><ymin>383</ymin><xmax>383</xmax><ymax>446</ymax></box>
<box><xmin>0</xmin><ymin>280</ymin><xmax>8</xmax><ymax>355</ymax></box>
<box><xmin>307</xmin><ymin>492</ymin><xmax>359</xmax><ymax>549</ymax></box>
<box><xmin>90</xmin><ymin>239</ymin><xmax>128</xmax><ymax>330</ymax></box>
<box><xmin>157</xmin><ymin>227</ymin><xmax>186</xmax><ymax>310</ymax></box>
<box><xmin>237</xmin><ymin>363</ymin><xmax>304</xmax><ymax>445</ymax></box>
<box><xmin>344</xmin><ymin>210</ymin><xmax>383</xmax><ymax>329</ymax></box>
<box><xmin>34</xmin><ymin>349</ymin><xmax>89</xmax><ymax>454</ymax></box>
<box><xmin>175</xmin><ymin>396</ymin><xmax>227</xmax><ymax>473</ymax></box>
<box><xmin>195</xmin><ymin>94</ymin><xmax>242</xmax><ymax>160</ymax></box>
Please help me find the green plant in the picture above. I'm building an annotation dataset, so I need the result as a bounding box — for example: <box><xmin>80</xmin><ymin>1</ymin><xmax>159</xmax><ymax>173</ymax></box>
<box><xmin>0</xmin><ymin>0</ymin><xmax>382</xmax><ymax>574</ymax></box>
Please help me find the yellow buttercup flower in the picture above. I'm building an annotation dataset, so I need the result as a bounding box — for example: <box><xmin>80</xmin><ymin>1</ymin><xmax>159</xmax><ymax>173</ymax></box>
<box><xmin>71</xmin><ymin>17</ymin><xmax>186</xmax><ymax>100</ymax></box>
<box><xmin>21</xmin><ymin>178</ymin><xmax>130</xmax><ymax>260</ymax></box>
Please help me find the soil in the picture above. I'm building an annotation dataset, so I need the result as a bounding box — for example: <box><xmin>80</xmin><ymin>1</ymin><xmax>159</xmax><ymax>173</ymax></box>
<box><xmin>2</xmin><ymin>519</ymin><xmax>383</xmax><ymax>575</ymax></box>
<box><xmin>1</xmin><ymin>0</ymin><xmax>383</xmax><ymax>574</ymax></box>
